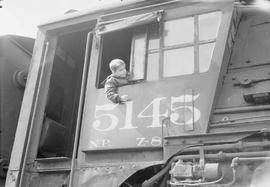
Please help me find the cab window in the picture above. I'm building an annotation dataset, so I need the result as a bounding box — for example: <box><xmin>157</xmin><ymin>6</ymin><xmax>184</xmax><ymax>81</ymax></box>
<box><xmin>97</xmin><ymin>28</ymin><xmax>133</xmax><ymax>88</ymax></box>
<box><xmin>96</xmin><ymin>10</ymin><xmax>221</xmax><ymax>87</ymax></box>
<box><xmin>163</xmin><ymin>11</ymin><xmax>221</xmax><ymax>77</ymax></box>
<box><xmin>97</xmin><ymin>23</ymin><xmax>159</xmax><ymax>88</ymax></box>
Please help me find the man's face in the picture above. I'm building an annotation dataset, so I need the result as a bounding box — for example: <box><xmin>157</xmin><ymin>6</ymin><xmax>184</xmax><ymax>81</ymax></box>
<box><xmin>114</xmin><ymin>64</ymin><xmax>127</xmax><ymax>77</ymax></box>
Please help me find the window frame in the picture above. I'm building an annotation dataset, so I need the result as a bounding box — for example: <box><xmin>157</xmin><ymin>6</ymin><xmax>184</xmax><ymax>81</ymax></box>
<box><xmin>160</xmin><ymin>10</ymin><xmax>222</xmax><ymax>78</ymax></box>
<box><xmin>95</xmin><ymin>9</ymin><xmax>222</xmax><ymax>86</ymax></box>
<box><xmin>96</xmin><ymin>24</ymin><xmax>158</xmax><ymax>88</ymax></box>
<box><xmin>129</xmin><ymin>26</ymin><xmax>148</xmax><ymax>81</ymax></box>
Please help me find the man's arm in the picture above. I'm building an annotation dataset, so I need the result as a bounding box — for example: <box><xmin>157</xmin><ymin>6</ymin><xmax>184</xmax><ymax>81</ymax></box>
<box><xmin>104</xmin><ymin>82</ymin><xmax>121</xmax><ymax>103</ymax></box>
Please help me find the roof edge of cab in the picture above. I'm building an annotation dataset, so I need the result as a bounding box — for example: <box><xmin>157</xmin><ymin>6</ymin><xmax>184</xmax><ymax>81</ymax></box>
<box><xmin>38</xmin><ymin>0</ymin><xmax>160</xmax><ymax>28</ymax></box>
<box><xmin>38</xmin><ymin>0</ymin><xmax>234</xmax><ymax>29</ymax></box>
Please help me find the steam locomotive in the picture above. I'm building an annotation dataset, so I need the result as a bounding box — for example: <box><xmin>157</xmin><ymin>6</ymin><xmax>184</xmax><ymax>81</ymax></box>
<box><xmin>5</xmin><ymin>0</ymin><xmax>270</xmax><ymax>186</ymax></box>
<box><xmin>0</xmin><ymin>35</ymin><xmax>34</xmax><ymax>186</ymax></box>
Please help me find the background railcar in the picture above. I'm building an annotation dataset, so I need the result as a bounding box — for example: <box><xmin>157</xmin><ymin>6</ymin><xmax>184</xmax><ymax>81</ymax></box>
<box><xmin>6</xmin><ymin>0</ymin><xmax>270</xmax><ymax>186</ymax></box>
<box><xmin>0</xmin><ymin>35</ymin><xmax>34</xmax><ymax>186</ymax></box>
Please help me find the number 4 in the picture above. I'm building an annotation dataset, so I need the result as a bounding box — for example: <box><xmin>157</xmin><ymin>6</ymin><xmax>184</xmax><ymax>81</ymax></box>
<box><xmin>138</xmin><ymin>97</ymin><xmax>168</xmax><ymax>128</ymax></box>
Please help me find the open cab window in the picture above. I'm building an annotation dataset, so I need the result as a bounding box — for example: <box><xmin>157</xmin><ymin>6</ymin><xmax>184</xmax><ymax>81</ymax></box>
<box><xmin>96</xmin><ymin>11</ymin><xmax>163</xmax><ymax>88</ymax></box>
<box><xmin>96</xmin><ymin>24</ymin><xmax>160</xmax><ymax>88</ymax></box>
<box><xmin>96</xmin><ymin>26</ymin><xmax>149</xmax><ymax>88</ymax></box>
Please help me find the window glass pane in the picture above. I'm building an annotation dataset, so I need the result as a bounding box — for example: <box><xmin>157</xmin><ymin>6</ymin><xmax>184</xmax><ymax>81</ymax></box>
<box><xmin>164</xmin><ymin>17</ymin><xmax>194</xmax><ymax>46</ymax></box>
<box><xmin>163</xmin><ymin>47</ymin><xmax>194</xmax><ymax>77</ymax></box>
<box><xmin>131</xmin><ymin>28</ymin><xmax>146</xmax><ymax>80</ymax></box>
<box><xmin>199</xmin><ymin>42</ymin><xmax>215</xmax><ymax>73</ymax></box>
<box><xmin>199</xmin><ymin>11</ymin><xmax>222</xmax><ymax>41</ymax></box>
<box><xmin>147</xmin><ymin>53</ymin><xmax>159</xmax><ymax>81</ymax></box>
<box><xmin>148</xmin><ymin>23</ymin><xmax>160</xmax><ymax>50</ymax></box>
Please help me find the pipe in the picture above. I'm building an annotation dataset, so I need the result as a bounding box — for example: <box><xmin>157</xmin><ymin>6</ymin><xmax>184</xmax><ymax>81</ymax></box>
<box><xmin>142</xmin><ymin>164</ymin><xmax>171</xmax><ymax>187</ymax></box>
<box><xmin>176</xmin><ymin>141</ymin><xmax>270</xmax><ymax>153</ymax></box>
<box><xmin>159</xmin><ymin>173</ymin><xmax>169</xmax><ymax>187</ymax></box>
<box><xmin>208</xmin><ymin>168</ymin><xmax>237</xmax><ymax>187</ymax></box>
<box><xmin>214</xmin><ymin>105</ymin><xmax>270</xmax><ymax>114</ymax></box>
<box><xmin>170</xmin><ymin>172</ymin><xmax>225</xmax><ymax>186</ymax></box>
<box><xmin>174</xmin><ymin>151</ymin><xmax>270</xmax><ymax>161</ymax></box>
<box><xmin>233</xmin><ymin>157</ymin><xmax>270</xmax><ymax>163</ymax></box>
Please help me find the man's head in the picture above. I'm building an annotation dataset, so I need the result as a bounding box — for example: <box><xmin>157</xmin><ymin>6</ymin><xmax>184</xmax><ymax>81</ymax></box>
<box><xmin>109</xmin><ymin>59</ymin><xmax>127</xmax><ymax>77</ymax></box>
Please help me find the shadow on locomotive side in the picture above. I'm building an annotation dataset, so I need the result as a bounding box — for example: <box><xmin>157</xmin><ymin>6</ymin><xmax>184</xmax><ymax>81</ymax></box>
<box><xmin>0</xmin><ymin>35</ymin><xmax>34</xmax><ymax>186</ymax></box>
<box><xmin>5</xmin><ymin>0</ymin><xmax>270</xmax><ymax>186</ymax></box>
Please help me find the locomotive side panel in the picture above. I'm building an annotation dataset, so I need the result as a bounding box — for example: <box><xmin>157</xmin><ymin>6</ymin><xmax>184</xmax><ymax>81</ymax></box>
<box><xmin>77</xmin><ymin>2</ymin><xmax>234</xmax><ymax>186</ymax></box>
<box><xmin>80</xmin><ymin>1</ymin><xmax>232</xmax><ymax>152</ymax></box>
<box><xmin>211</xmin><ymin>9</ymin><xmax>270</xmax><ymax>133</ymax></box>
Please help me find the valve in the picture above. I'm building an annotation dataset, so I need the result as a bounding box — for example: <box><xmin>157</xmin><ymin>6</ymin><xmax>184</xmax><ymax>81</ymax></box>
<box><xmin>169</xmin><ymin>160</ymin><xmax>221</xmax><ymax>185</ymax></box>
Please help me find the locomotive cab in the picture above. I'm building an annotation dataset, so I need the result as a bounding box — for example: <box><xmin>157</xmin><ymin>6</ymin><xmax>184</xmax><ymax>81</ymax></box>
<box><xmin>6</xmin><ymin>0</ymin><xmax>270</xmax><ymax>187</ymax></box>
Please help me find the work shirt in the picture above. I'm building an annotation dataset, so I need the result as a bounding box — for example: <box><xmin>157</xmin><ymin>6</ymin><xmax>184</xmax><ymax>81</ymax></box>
<box><xmin>103</xmin><ymin>73</ymin><xmax>130</xmax><ymax>103</ymax></box>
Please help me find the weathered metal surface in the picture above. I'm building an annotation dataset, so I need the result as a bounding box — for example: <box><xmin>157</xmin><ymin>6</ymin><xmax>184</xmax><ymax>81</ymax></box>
<box><xmin>34</xmin><ymin>157</ymin><xmax>71</xmax><ymax>172</ymax></box>
<box><xmin>212</xmin><ymin>8</ymin><xmax>270</xmax><ymax>135</ymax></box>
<box><xmin>28</xmin><ymin>172</ymin><xmax>70</xmax><ymax>187</ymax></box>
<box><xmin>163</xmin><ymin>130</ymin><xmax>261</xmax><ymax>159</ymax></box>
<box><xmin>7</xmin><ymin>1</ymin><xmax>270</xmax><ymax>187</ymax></box>
<box><xmin>78</xmin><ymin>161</ymin><xmax>162</xmax><ymax>187</ymax></box>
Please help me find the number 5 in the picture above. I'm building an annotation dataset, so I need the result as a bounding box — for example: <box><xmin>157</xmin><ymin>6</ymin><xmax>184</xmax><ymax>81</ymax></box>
<box><xmin>170</xmin><ymin>93</ymin><xmax>201</xmax><ymax>126</ymax></box>
<box><xmin>92</xmin><ymin>104</ymin><xmax>119</xmax><ymax>132</ymax></box>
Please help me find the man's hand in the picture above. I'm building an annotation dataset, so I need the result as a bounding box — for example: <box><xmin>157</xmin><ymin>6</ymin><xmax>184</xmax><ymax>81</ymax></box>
<box><xmin>120</xmin><ymin>94</ymin><xmax>129</xmax><ymax>102</ymax></box>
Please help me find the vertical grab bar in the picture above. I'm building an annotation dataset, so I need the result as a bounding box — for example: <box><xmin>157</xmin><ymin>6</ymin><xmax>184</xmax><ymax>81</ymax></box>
<box><xmin>69</xmin><ymin>32</ymin><xmax>92</xmax><ymax>186</ymax></box>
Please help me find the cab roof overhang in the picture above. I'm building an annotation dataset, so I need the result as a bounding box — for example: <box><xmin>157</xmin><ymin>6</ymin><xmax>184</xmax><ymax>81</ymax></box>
<box><xmin>37</xmin><ymin>0</ymin><xmax>232</xmax><ymax>33</ymax></box>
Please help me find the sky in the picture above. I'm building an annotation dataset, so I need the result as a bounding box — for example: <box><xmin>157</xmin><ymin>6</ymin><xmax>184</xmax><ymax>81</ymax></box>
<box><xmin>2</xmin><ymin>0</ymin><xmax>270</xmax><ymax>39</ymax></box>
<box><xmin>0</xmin><ymin>0</ymin><xmax>128</xmax><ymax>38</ymax></box>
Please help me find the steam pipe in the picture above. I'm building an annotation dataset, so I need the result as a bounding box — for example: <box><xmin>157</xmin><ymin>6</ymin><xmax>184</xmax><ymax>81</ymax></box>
<box><xmin>174</xmin><ymin>151</ymin><xmax>270</xmax><ymax>161</ymax></box>
<box><xmin>214</xmin><ymin>105</ymin><xmax>270</xmax><ymax>114</ymax></box>
<box><xmin>233</xmin><ymin>157</ymin><xmax>270</xmax><ymax>163</ymax></box>
<box><xmin>175</xmin><ymin>141</ymin><xmax>270</xmax><ymax>153</ymax></box>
